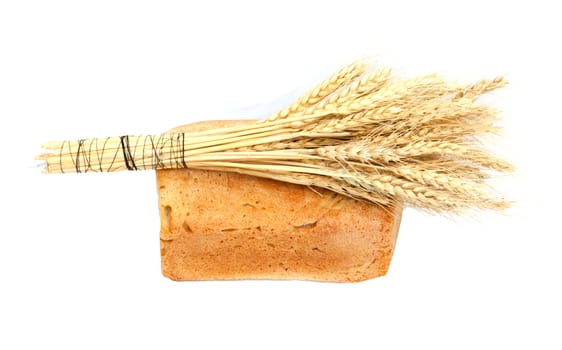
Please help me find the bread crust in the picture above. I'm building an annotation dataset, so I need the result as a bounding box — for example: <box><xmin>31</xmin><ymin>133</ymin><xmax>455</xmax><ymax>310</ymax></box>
<box><xmin>156</xmin><ymin>120</ymin><xmax>402</xmax><ymax>282</ymax></box>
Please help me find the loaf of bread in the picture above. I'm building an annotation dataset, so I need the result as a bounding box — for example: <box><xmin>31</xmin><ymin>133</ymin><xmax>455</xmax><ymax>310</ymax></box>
<box><xmin>156</xmin><ymin>120</ymin><xmax>403</xmax><ymax>282</ymax></box>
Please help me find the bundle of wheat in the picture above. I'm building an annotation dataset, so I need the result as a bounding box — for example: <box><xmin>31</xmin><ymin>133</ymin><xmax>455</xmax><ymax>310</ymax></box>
<box><xmin>37</xmin><ymin>60</ymin><xmax>512</xmax><ymax>213</ymax></box>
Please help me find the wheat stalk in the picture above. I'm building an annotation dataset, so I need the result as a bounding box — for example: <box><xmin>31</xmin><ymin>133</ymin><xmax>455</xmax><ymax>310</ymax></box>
<box><xmin>37</xmin><ymin>60</ymin><xmax>512</xmax><ymax>213</ymax></box>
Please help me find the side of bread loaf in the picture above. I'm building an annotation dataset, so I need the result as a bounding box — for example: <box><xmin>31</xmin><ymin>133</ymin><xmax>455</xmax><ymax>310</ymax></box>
<box><xmin>156</xmin><ymin>120</ymin><xmax>402</xmax><ymax>282</ymax></box>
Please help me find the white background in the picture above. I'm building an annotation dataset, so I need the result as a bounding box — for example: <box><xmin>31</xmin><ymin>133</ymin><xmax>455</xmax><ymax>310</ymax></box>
<box><xmin>1</xmin><ymin>1</ymin><xmax>560</xmax><ymax>349</ymax></box>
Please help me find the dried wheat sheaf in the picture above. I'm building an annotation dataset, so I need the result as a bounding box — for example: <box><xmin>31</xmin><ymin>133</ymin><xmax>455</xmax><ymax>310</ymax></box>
<box><xmin>38</xmin><ymin>61</ymin><xmax>513</xmax><ymax>213</ymax></box>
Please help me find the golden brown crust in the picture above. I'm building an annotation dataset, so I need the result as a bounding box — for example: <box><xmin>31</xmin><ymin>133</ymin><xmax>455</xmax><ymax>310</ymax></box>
<box><xmin>156</xmin><ymin>120</ymin><xmax>402</xmax><ymax>282</ymax></box>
